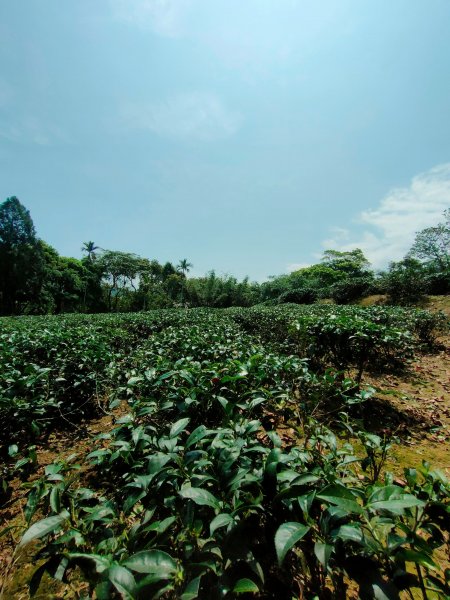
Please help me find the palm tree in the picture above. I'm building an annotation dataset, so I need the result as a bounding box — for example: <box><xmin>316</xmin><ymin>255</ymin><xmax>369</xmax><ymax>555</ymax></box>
<box><xmin>82</xmin><ymin>241</ymin><xmax>99</xmax><ymax>262</ymax></box>
<box><xmin>177</xmin><ymin>259</ymin><xmax>193</xmax><ymax>276</ymax></box>
<box><xmin>177</xmin><ymin>259</ymin><xmax>193</xmax><ymax>305</ymax></box>
<box><xmin>81</xmin><ymin>241</ymin><xmax>100</xmax><ymax>311</ymax></box>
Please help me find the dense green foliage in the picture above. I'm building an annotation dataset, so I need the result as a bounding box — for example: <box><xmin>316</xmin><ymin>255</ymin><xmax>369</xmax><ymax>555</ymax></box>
<box><xmin>1</xmin><ymin>198</ymin><xmax>448</xmax><ymax>316</ymax></box>
<box><xmin>0</xmin><ymin>197</ymin><xmax>42</xmax><ymax>314</ymax></box>
<box><xmin>1</xmin><ymin>305</ymin><xmax>446</xmax><ymax>446</ymax></box>
<box><xmin>1</xmin><ymin>306</ymin><xmax>449</xmax><ymax>598</ymax></box>
<box><xmin>408</xmin><ymin>209</ymin><xmax>450</xmax><ymax>271</ymax></box>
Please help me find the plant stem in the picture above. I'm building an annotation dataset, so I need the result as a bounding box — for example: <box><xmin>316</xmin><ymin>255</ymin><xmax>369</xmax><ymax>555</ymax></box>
<box><xmin>415</xmin><ymin>564</ymin><xmax>428</xmax><ymax>600</ymax></box>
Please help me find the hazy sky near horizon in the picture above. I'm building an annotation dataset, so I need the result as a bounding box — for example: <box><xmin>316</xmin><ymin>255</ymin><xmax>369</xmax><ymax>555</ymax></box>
<box><xmin>1</xmin><ymin>0</ymin><xmax>450</xmax><ymax>280</ymax></box>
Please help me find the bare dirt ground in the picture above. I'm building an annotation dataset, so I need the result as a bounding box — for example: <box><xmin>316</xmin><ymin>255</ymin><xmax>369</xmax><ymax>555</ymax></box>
<box><xmin>364</xmin><ymin>296</ymin><xmax>450</xmax><ymax>476</ymax></box>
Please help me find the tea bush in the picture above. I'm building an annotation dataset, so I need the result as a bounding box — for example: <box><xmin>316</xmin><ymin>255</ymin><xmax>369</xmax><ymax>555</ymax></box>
<box><xmin>1</xmin><ymin>306</ymin><xmax>449</xmax><ymax>598</ymax></box>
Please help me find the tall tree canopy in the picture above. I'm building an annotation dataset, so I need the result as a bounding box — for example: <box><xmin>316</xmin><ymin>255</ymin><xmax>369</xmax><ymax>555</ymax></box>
<box><xmin>408</xmin><ymin>209</ymin><xmax>450</xmax><ymax>271</ymax></box>
<box><xmin>0</xmin><ymin>197</ymin><xmax>42</xmax><ymax>314</ymax></box>
<box><xmin>178</xmin><ymin>259</ymin><xmax>193</xmax><ymax>276</ymax></box>
<box><xmin>321</xmin><ymin>248</ymin><xmax>371</xmax><ymax>277</ymax></box>
<box><xmin>0</xmin><ymin>196</ymin><xmax>36</xmax><ymax>247</ymax></box>
<box><xmin>96</xmin><ymin>250</ymin><xmax>147</xmax><ymax>311</ymax></box>
<box><xmin>82</xmin><ymin>241</ymin><xmax>100</xmax><ymax>262</ymax></box>
<box><xmin>0</xmin><ymin>196</ymin><xmax>446</xmax><ymax>315</ymax></box>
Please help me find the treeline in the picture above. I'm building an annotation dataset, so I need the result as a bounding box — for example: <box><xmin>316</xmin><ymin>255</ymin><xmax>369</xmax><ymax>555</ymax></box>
<box><xmin>0</xmin><ymin>197</ymin><xmax>448</xmax><ymax>315</ymax></box>
<box><xmin>0</xmin><ymin>198</ymin><xmax>258</xmax><ymax>315</ymax></box>
<box><xmin>263</xmin><ymin>236</ymin><xmax>450</xmax><ymax>306</ymax></box>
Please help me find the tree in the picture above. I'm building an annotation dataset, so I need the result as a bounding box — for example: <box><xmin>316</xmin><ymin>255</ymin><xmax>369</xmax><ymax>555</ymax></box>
<box><xmin>382</xmin><ymin>258</ymin><xmax>428</xmax><ymax>306</ymax></box>
<box><xmin>80</xmin><ymin>242</ymin><xmax>103</xmax><ymax>310</ymax></box>
<box><xmin>133</xmin><ymin>258</ymin><xmax>171</xmax><ymax>310</ymax></box>
<box><xmin>177</xmin><ymin>259</ymin><xmax>193</xmax><ymax>305</ymax></box>
<box><xmin>0</xmin><ymin>197</ymin><xmax>43</xmax><ymax>314</ymax></box>
<box><xmin>147</xmin><ymin>260</ymin><xmax>164</xmax><ymax>283</ymax></box>
<box><xmin>0</xmin><ymin>196</ymin><xmax>36</xmax><ymax>245</ymax></box>
<box><xmin>329</xmin><ymin>276</ymin><xmax>373</xmax><ymax>304</ymax></box>
<box><xmin>162</xmin><ymin>262</ymin><xmax>177</xmax><ymax>281</ymax></box>
<box><xmin>186</xmin><ymin>272</ymin><xmax>259</xmax><ymax>308</ymax></box>
<box><xmin>165</xmin><ymin>273</ymin><xmax>184</xmax><ymax>303</ymax></box>
<box><xmin>96</xmin><ymin>250</ymin><xmax>145</xmax><ymax>311</ymax></box>
<box><xmin>35</xmin><ymin>242</ymin><xmax>87</xmax><ymax>313</ymax></box>
<box><xmin>177</xmin><ymin>259</ymin><xmax>193</xmax><ymax>277</ymax></box>
<box><xmin>81</xmin><ymin>258</ymin><xmax>106</xmax><ymax>313</ymax></box>
<box><xmin>261</xmin><ymin>254</ymin><xmax>373</xmax><ymax>304</ymax></box>
<box><xmin>278</xmin><ymin>287</ymin><xmax>318</xmax><ymax>305</ymax></box>
<box><xmin>292</xmin><ymin>264</ymin><xmax>345</xmax><ymax>291</ymax></box>
<box><xmin>321</xmin><ymin>248</ymin><xmax>371</xmax><ymax>277</ymax></box>
<box><xmin>82</xmin><ymin>241</ymin><xmax>100</xmax><ymax>262</ymax></box>
<box><xmin>407</xmin><ymin>209</ymin><xmax>450</xmax><ymax>271</ymax></box>
<box><xmin>136</xmin><ymin>260</ymin><xmax>170</xmax><ymax>310</ymax></box>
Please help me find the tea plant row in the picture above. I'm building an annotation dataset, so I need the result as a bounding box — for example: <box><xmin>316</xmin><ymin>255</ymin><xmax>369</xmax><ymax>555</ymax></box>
<box><xmin>1</xmin><ymin>306</ymin><xmax>449</xmax><ymax>598</ymax></box>
<box><xmin>1</xmin><ymin>305</ymin><xmax>446</xmax><ymax>444</ymax></box>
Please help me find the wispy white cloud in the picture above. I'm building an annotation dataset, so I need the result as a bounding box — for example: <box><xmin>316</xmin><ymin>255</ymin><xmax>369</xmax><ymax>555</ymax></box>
<box><xmin>119</xmin><ymin>92</ymin><xmax>242</xmax><ymax>141</ymax></box>
<box><xmin>111</xmin><ymin>0</ymin><xmax>191</xmax><ymax>37</ymax></box>
<box><xmin>322</xmin><ymin>163</ymin><xmax>450</xmax><ymax>269</ymax></box>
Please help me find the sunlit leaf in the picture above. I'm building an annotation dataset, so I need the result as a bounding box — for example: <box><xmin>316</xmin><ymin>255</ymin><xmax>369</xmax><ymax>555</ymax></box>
<box><xmin>210</xmin><ymin>513</ymin><xmax>234</xmax><ymax>536</ymax></box>
<box><xmin>275</xmin><ymin>522</ymin><xmax>310</xmax><ymax>565</ymax></box>
<box><xmin>233</xmin><ymin>578</ymin><xmax>259</xmax><ymax>593</ymax></box>
<box><xmin>19</xmin><ymin>510</ymin><xmax>69</xmax><ymax>547</ymax></box>
<box><xmin>179</xmin><ymin>487</ymin><xmax>221</xmax><ymax>510</ymax></box>
<box><xmin>108</xmin><ymin>564</ymin><xmax>136</xmax><ymax>599</ymax></box>
<box><xmin>123</xmin><ymin>550</ymin><xmax>177</xmax><ymax>576</ymax></box>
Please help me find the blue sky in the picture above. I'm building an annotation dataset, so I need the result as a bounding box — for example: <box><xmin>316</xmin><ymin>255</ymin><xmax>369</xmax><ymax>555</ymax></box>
<box><xmin>1</xmin><ymin>0</ymin><xmax>449</xmax><ymax>280</ymax></box>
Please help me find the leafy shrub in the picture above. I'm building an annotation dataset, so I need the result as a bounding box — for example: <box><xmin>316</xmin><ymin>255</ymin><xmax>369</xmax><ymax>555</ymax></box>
<box><xmin>17</xmin><ymin>413</ymin><xmax>450</xmax><ymax>599</ymax></box>
<box><xmin>2</xmin><ymin>306</ymin><xmax>450</xmax><ymax>598</ymax></box>
<box><xmin>292</xmin><ymin>312</ymin><xmax>414</xmax><ymax>381</ymax></box>
<box><xmin>426</xmin><ymin>270</ymin><xmax>450</xmax><ymax>295</ymax></box>
<box><xmin>329</xmin><ymin>276</ymin><xmax>373</xmax><ymax>304</ymax></box>
<box><xmin>382</xmin><ymin>258</ymin><xmax>429</xmax><ymax>306</ymax></box>
<box><xmin>278</xmin><ymin>287</ymin><xmax>318</xmax><ymax>304</ymax></box>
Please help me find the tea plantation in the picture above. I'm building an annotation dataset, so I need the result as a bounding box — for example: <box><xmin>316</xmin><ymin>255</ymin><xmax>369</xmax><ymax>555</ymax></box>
<box><xmin>1</xmin><ymin>305</ymin><xmax>449</xmax><ymax>598</ymax></box>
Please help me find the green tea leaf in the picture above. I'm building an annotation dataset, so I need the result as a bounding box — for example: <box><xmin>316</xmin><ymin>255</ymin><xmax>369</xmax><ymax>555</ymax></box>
<box><xmin>233</xmin><ymin>578</ymin><xmax>259</xmax><ymax>593</ymax></box>
<box><xmin>314</xmin><ymin>542</ymin><xmax>333</xmax><ymax>568</ymax></box>
<box><xmin>210</xmin><ymin>513</ymin><xmax>234</xmax><ymax>536</ymax></box>
<box><xmin>367</xmin><ymin>486</ymin><xmax>424</xmax><ymax>515</ymax></box>
<box><xmin>317</xmin><ymin>484</ymin><xmax>362</xmax><ymax>514</ymax></box>
<box><xmin>68</xmin><ymin>553</ymin><xmax>111</xmax><ymax>574</ymax></box>
<box><xmin>368</xmin><ymin>497</ymin><xmax>424</xmax><ymax>514</ymax></box>
<box><xmin>179</xmin><ymin>487</ymin><xmax>221</xmax><ymax>509</ymax></box>
<box><xmin>275</xmin><ymin>522</ymin><xmax>310</xmax><ymax>565</ymax></box>
<box><xmin>142</xmin><ymin>516</ymin><xmax>177</xmax><ymax>535</ymax></box>
<box><xmin>123</xmin><ymin>550</ymin><xmax>177</xmax><ymax>576</ymax></box>
<box><xmin>332</xmin><ymin>524</ymin><xmax>363</xmax><ymax>543</ymax></box>
<box><xmin>170</xmin><ymin>418</ymin><xmax>190</xmax><ymax>438</ymax></box>
<box><xmin>108</xmin><ymin>564</ymin><xmax>136</xmax><ymax>599</ymax></box>
<box><xmin>147</xmin><ymin>453</ymin><xmax>171</xmax><ymax>473</ymax></box>
<box><xmin>181</xmin><ymin>576</ymin><xmax>202</xmax><ymax>600</ymax></box>
<box><xmin>186</xmin><ymin>425</ymin><xmax>210</xmax><ymax>448</ymax></box>
<box><xmin>397</xmin><ymin>549</ymin><xmax>438</xmax><ymax>571</ymax></box>
<box><xmin>8</xmin><ymin>444</ymin><xmax>18</xmax><ymax>457</ymax></box>
<box><xmin>19</xmin><ymin>510</ymin><xmax>69</xmax><ymax>547</ymax></box>
<box><xmin>49</xmin><ymin>486</ymin><xmax>61</xmax><ymax>513</ymax></box>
